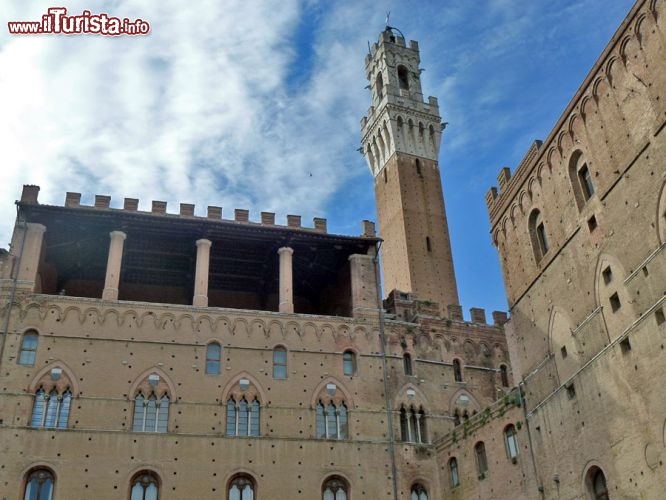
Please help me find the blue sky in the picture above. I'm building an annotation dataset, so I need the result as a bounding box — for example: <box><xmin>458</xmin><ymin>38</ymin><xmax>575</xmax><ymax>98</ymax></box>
<box><xmin>0</xmin><ymin>0</ymin><xmax>635</xmax><ymax>317</ymax></box>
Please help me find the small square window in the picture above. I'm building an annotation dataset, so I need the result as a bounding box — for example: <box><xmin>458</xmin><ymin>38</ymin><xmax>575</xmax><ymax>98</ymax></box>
<box><xmin>560</xmin><ymin>346</ymin><xmax>568</xmax><ymax>358</ymax></box>
<box><xmin>656</xmin><ymin>308</ymin><xmax>665</xmax><ymax>326</ymax></box>
<box><xmin>566</xmin><ymin>383</ymin><xmax>576</xmax><ymax>399</ymax></box>
<box><xmin>609</xmin><ymin>293</ymin><xmax>621</xmax><ymax>312</ymax></box>
<box><xmin>602</xmin><ymin>266</ymin><xmax>613</xmax><ymax>285</ymax></box>
<box><xmin>587</xmin><ymin>215</ymin><xmax>597</xmax><ymax>232</ymax></box>
<box><xmin>619</xmin><ymin>337</ymin><xmax>631</xmax><ymax>353</ymax></box>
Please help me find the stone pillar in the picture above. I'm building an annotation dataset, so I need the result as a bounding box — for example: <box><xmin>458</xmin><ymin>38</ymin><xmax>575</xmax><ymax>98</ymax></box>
<box><xmin>348</xmin><ymin>253</ymin><xmax>379</xmax><ymax>318</ymax></box>
<box><xmin>15</xmin><ymin>223</ymin><xmax>47</xmax><ymax>291</ymax></box>
<box><xmin>193</xmin><ymin>239</ymin><xmax>212</xmax><ymax>307</ymax></box>
<box><xmin>278</xmin><ymin>247</ymin><xmax>294</xmax><ymax>313</ymax></box>
<box><xmin>102</xmin><ymin>231</ymin><xmax>127</xmax><ymax>300</ymax></box>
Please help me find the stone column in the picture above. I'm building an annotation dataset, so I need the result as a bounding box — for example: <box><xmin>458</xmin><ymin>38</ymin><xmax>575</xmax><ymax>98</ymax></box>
<box><xmin>278</xmin><ymin>247</ymin><xmax>294</xmax><ymax>313</ymax></box>
<box><xmin>15</xmin><ymin>223</ymin><xmax>47</xmax><ymax>292</ymax></box>
<box><xmin>102</xmin><ymin>231</ymin><xmax>127</xmax><ymax>300</ymax></box>
<box><xmin>348</xmin><ymin>253</ymin><xmax>379</xmax><ymax>318</ymax></box>
<box><xmin>193</xmin><ymin>239</ymin><xmax>212</xmax><ymax>307</ymax></box>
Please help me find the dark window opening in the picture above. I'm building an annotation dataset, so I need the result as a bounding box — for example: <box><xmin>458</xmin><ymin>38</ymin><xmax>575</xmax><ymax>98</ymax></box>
<box><xmin>376</xmin><ymin>72</ymin><xmax>384</xmax><ymax>99</ymax></box>
<box><xmin>383</xmin><ymin>168</ymin><xmax>388</xmax><ymax>183</ymax></box>
<box><xmin>426</xmin><ymin>236</ymin><xmax>432</xmax><ymax>252</ymax></box>
<box><xmin>602</xmin><ymin>266</ymin><xmax>613</xmax><ymax>285</ymax></box>
<box><xmin>475</xmin><ymin>441</ymin><xmax>488</xmax><ymax>475</ymax></box>
<box><xmin>500</xmin><ymin>365</ymin><xmax>509</xmax><ymax>387</ymax></box>
<box><xmin>453</xmin><ymin>359</ymin><xmax>462</xmax><ymax>382</ymax></box>
<box><xmin>620</xmin><ymin>337</ymin><xmax>631</xmax><ymax>353</ymax></box>
<box><xmin>587</xmin><ymin>215</ymin><xmax>598</xmax><ymax>232</ymax></box>
<box><xmin>397</xmin><ymin>65</ymin><xmax>409</xmax><ymax>90</ymax></box>
<box><xmin>403</xmin><ymin>353</ymin><xmax>413</xmax><ymax>376</ymax></box>
<box><xmin>566</xmin><ymin>383</ymin><xmax>576</xmax><ymax>399</ymax></box>
<box><xmin>656</xmin><ymin>308</ymin><xmax>665</xmax><ymax>325</ymax></box>
<box><xmin>609</xmin><ymin>293</ymin><xmax>621</xmax><ymax>312</ymax></box>
<box><xmin>416</xmin><ymin>158</ymin><xmax>422</xmax><ymax>176</ymax></box>
<box><xmin>560</xmin><ymin>345</ymin><xmax>568</xmax><ymax>358</ymax></box>
<box><xmin>578</xmin><ymin>163</ymin><xmax>595</xmax><ymax>200</ymax></box>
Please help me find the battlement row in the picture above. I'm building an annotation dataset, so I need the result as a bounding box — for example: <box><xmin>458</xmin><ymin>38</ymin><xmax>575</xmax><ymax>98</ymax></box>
<box><xmin>383</xmin><ymin>290</ymin><xmax>508</xmax><ymax>327</ymax></box>
<box><xmin>18</xmin><ymin>185</ymin><xmax>377</xmax><ymax>238</ymax></box>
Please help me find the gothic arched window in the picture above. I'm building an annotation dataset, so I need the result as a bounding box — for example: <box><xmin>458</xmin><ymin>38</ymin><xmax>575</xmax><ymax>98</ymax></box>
<box><xmin>226</xmin><ymin>396</ymin><xmax>261</xmax><ymax>436</ymax></box>
<box><xmin>410</xmin><ymin>483</ymin><xmax>428</xmax><ymax>500</ymax></box>
<box><xmin>400</xmin><ymin>405</ymin><xmax>427</xmax><ymax>443</ymax></box>
<box><xmin>23</xmin><ymin>468</ymin><xmax>55</xmax><ymax>500</ymax></box>
<box><xmin>376</xmin><ymin>72</ymin><xmax>384</xmax><ymax>99</ymax></box>
<box><xmin>31</xmin><ymin>387</ymin><xmax>72</xmax><ymax>429</ymax></box>
<box><xmin>322</xmin><ymin>476</ymin><xmax>349</xmax><ymax>500</ymax></box>
<box><xmin>130</xmin><ymin>472</ymin><xmax>160</xmax><ymax>500</ymax></box>
<box><xmin>586</xmin><ymin>467</ymin><xmax>609</xmax><ymax>500</ymax></box>
<box><xmin>132</xmin><ymin>392</ymin><xmax>170</xmax><ymax>433</ymax></box>
<box><xmin>228</xmin><ymin>474</ymin><xmax>255</xmax><ymax>500</ymax></box>
<box><xmin>315</xmin><ymin>400</ymin><xmax>348</xmax><ymax>439</ymax></box>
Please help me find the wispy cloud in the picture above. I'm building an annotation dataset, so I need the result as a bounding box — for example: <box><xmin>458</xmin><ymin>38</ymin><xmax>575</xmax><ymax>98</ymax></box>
<box><xmin>0</xmin><ymin>0</ymin><xmax>636</xmax><ymax>315</ymax></box>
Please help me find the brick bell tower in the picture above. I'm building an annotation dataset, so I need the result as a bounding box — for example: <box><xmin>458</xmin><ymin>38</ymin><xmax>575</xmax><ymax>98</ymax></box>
<box><xmin>361</xmin><ymin>27</ymin><xmax>459</xmax><ymax>311</ymax></box>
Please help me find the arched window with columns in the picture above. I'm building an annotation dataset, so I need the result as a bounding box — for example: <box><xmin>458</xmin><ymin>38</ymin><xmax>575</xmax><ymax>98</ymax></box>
<box><xmin>410</xmin><ymin>483</ymin><xmax>428</xmax><ymax>500</ymax></box>
<box><xmin>130</xmin><ymin>371</ymin><xmax>172</xmax><ymax>433</ymax></box>
<box><xmin>322</xmin><ymin>476</ymin><xmax>349</xmax><ymax>500</ymax></box>
<box><xmin>400</xmin><ymin>405</ymin><xmax>427</xmax><ymax>443</ymax></box>
<box><xmin>228</xmin><ymin>474</ymin><xmax>255</xmax><ymax>500</ymax></box>
<box><xmin>130</xmin><ymin>471</ymin><xmax>160</xmax><ymax>500</ymax></box>
<box><xmin>23</xmin><ymin>468</ymin><xmax>55</xmax><ymax>500</ymax></box>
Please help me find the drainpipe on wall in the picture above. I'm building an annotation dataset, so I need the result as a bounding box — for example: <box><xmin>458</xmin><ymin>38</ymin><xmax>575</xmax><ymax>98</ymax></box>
<box><xmin>0</xmin><ymin>207</ymin><xmax>27</xmax><ymax>376</ymax></box>
<box><xmin>373</xmin><ymin>241</ymin><xmax>399</xmax><ymax>500</ymax></box>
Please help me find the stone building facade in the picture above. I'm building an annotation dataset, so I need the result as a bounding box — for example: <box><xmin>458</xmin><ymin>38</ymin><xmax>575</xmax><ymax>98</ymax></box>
<box><xmin>2</xmin><ymin>1</ymin><xmax>663</xmax><ymax>499</ymax></box>
<box><xmin>478</xmin><ymin>0</ymin><xmax>666</xmax><ymax>498</ymax></box>
<box><xmin>0</xmin><ymin>27</ymin><xmax>509</xmax><ymax>500</ymax></box>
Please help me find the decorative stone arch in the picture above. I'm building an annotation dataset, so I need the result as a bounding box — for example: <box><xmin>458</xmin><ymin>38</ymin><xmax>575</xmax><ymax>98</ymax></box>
<box><xmin>268</xmin><ymin>319</ymin><xmax>284</xmax><ymax>338</ymax></box>
<box><xmin>518</xmin><ymin>190</ymin><xmax>530</xmax><ymax>212</ymax></box>
<box><xmin>634</xmin><ymin>13</ymin><xmax>648</xmax><ymax>42</ymax></box>
<box><xmin>448</xmin><ymin>388</ymin><xmax>481</xmax><ymax>415</ymax></box>
<box><xmin>580</xmin><ymin>95</ymin><xmax>593</xmax><ymax>120</ymax></box>
<box><xmin>548</xmin><ymin>307</ymin><xmax>577</xmax><ymax>383</ymax></box>
<box><xmin>394</xmin><ymin>382</ymin><xmax>430</xmax><ymax>409</ymax></box>
<box><xmin>618</xmin><ymin>36</ymin><xmax>633</xmax><ymax>64</ymax></box>
<box><xmin>126</xmin><ymin>465</ymin><xmax>163</xmax><ymax>498</ymax></box>
<box><xmin>509</xmin><ymin>204</ymin><xmax>520</xmax><ymax>226</ymax></box>
<box><xmin>463</xmin><ymin>339</ymin><xmax>477</xmax><ymax>359</ymax></box>
<box><xmin>310</xmin><ymin>376</ymin><xmax>354</xmax><ymax>408</ymax></box>
<box><xmin>20</xmin><ymin>463</ymin><xmax>58</xmax><ymax>500</ymax></box>
<box><xmin>321</xmin><ymin>472</ymin><xmax>353</xmax><ymax>498</ymax></box>
<box><xmin>221</xmin><ymin>371</ymin><xmax>267</xmax><ymax>405</ymax></box>
<box><xmin>657</xmin><ymin>180</ymin><xmax>666</xmax><ymax>244</ymax></box>
<box><xmin>232</xmin><ymin>317</ymin><xmax>250</xmax><ymax>336</ymax></box>
<box><xmin>595</xmin><ymin>253</ymin><xmax>633</xmax><ymax>342</ymax></box>
<box><xmin>581</xmin><ymin>461</ymin><xmax>610</xmax><ymax>500</ymax></box>
<box><xmin>546</xmin><ymin>145</ymin><xmax>560</xmax><ymax>170</ymax></box>
<box><xmin>29</xmin><ymin>361</ymin><xmax>80</xmax><ymax>396</ymax></box>
<box><xmin>527</xmin><ymin>176</ymin><xmax>539</xmax><ymax>200</ymax></box>
<box><xmin>591</xmin><ymin>76</ymin><xmax>606</xmax><ymax>101</ymax></box>
<box><xmin>406</xmin><ymin>477</ymin><xmax>432</xmax><ymax>499</ymax></box>
<box><xmin>128</xmin><ymin>367</ymin><xmax>176</xmax><ymax>401</ymax></box>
